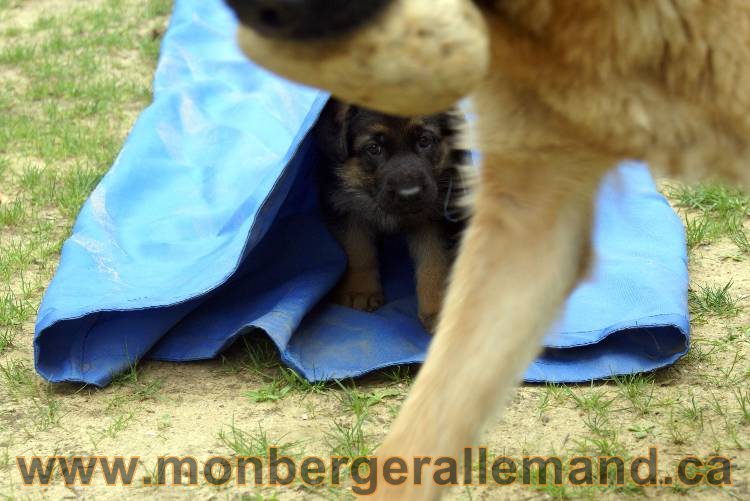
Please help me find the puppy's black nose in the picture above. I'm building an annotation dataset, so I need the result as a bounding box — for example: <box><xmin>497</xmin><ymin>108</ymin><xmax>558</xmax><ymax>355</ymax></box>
<box><xmin>386</xmin><ymin>172</ymin><xmax>429</xmax><ymax>207</ymax></box>
<box><xmin>225</xmin><ymin>0</ymin><xmax>393</xmax><ymax>40</ymax></box>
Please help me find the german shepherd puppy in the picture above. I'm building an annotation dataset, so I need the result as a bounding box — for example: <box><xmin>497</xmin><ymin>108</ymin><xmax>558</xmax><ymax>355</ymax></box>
<box><xmin>315</xmin><ymin>99</ymin><xmax>469</xmax><ymax>331</ymax></box>
<box><xmin>227</xmin><ymin>1</ymin><xmax>750</xmax><ymax>499</ymax></box>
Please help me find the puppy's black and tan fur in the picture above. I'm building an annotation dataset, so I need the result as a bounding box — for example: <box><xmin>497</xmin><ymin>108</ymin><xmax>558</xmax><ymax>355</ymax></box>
<box><xmin>315</xmin><ymin>99</ymin><xmax>469</xmax><ymax>330</ymax></box>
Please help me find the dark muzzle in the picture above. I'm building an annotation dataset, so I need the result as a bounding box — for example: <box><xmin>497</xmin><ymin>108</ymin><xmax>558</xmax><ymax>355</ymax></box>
<box><xmin>224</xmin><ymin>0</ymin><xmax>393</xmax><ymax>40</ymax></box>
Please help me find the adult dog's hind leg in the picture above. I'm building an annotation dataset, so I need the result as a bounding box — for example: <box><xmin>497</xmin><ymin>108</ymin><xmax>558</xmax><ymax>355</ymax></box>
<box><xmin>371</xmin><ymin>153</ymin><xmax>606</xmax><ymax>500</ymax></box>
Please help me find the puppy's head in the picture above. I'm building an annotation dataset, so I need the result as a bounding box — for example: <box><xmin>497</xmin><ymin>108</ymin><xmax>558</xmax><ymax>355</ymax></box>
<box><xmin>318</xmin><ymin>100</ymin><xmax>465</xmax><ymax>227</ymax></box>
<box><xmin>225</xmin><ymin>0</ymin><xmax>490</xmax><ymax>116</ymax></box>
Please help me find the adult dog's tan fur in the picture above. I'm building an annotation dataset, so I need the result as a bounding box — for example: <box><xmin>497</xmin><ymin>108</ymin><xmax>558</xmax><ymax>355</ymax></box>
<box><xmin>235</xmin><ymin>1</ymin><xmax>750</xmax><ymax>498</ymax></box>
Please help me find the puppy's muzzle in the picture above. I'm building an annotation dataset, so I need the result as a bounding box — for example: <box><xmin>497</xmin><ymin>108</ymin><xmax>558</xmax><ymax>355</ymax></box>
<box><xmin>224</xmin><ymin>0</ymin><xmax>392</xmax><ymax>40</ymax></box>
<box><xmin>227</xmin><ymin>0</ymin><xmax>490</xmax><ymax>116</ymax></box>
<box><xmin>381</xmin><ymin>169</ymin><xmax>435</xmax><ymax>215</ymax></box>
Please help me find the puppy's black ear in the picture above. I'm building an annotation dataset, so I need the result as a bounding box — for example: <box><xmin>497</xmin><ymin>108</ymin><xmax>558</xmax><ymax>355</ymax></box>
<box><xmin>315</xmin><ymin>99</ymin><xmax>356</xmax><ymax>162</ymax></box>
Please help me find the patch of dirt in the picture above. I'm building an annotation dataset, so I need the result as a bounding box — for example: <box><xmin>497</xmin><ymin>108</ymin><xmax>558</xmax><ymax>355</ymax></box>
<box><xmin>0</xmin><ymin>0</ymin><xmax>68</xmax><ymax>30</ymax></box>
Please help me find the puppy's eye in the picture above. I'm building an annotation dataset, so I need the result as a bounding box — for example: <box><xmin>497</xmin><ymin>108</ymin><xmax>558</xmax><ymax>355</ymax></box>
<box><xmin>365</xmin><ymin>143</ymin><xmax>383</xmax><ymax>156</ymax></box>
<box><xmin>417</xmin><ymin>133</ymin><xmax>436</xmax><ymax>150</ymax></box>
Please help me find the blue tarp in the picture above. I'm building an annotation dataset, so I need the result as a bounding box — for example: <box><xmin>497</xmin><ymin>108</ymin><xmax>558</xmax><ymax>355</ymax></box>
<box><xmin>33</xmin><ymin>0</ymin><xmax>690</xmax><ymax>387</ymax></box>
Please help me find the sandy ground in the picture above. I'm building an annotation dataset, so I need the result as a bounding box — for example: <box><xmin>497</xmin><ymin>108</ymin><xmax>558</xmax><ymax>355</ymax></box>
<box><xmin>3</xmin><ymin>241</ymin><xmax>747</xmax><ymax>501</ymax></box>
<box><xmin>0</xmin><ymin>1</ymin><xmax>748</xmax><ymax>500</ymax></box>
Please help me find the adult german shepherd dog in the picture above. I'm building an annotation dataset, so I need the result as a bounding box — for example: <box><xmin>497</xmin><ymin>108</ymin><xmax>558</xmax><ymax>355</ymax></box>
<box><xmin>225</xmin><ymin>1</ymin><xmax>750</xmax><ymax>498</ymax></box>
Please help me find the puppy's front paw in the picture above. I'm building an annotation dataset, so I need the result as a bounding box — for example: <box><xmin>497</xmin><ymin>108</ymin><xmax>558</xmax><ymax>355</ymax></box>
<box><xmin>340</xmin><ymin>290</ymin><xmax>385</xmax><ymax>311</ymax></box>
<box><xmin>333</xmin><ymin>268</ymin><xmax>384</xmax><ymax>312</ymax></box>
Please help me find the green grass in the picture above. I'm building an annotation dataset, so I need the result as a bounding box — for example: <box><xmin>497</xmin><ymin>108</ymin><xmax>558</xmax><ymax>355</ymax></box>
<box><xmin>0</xmin><ymin>359</ymin><xmax>36</xmax><ymax>398</ymax></box>
<box><xmin>727</xmin><ymin>216</ymin><xmax>750</xmax><ymax>253</ymax></box>
<box><xmin>536</xmin><ymin>383</ymin><xmax>566</xmax><ymax>416</ymax></box>
<box><xmin>0</xmin><ymin>200</ymin><xmax>25</xmax><ymax>227</ymax></box>
<box><xmin>683</xmin><ymin>339</ymin><xmax>718</xmax><ymax>365</ymax></box>
<box><xmin>221</xmin><ymin>334</ymin><xmax>281</xmax><ymax>375</ymax></box>
<box><xmin>580</xmin><ymin>411</ymin><xmax>612</xmax><ymax>437</ymax></box>
<box><xmin>565</xmin><ymin>385</ymin><xmax>613</xmax><ymax>415</ymax></box>
<box><xmin>325</xmin><ymin>414</ymin><xmax>374</xmax><ymax>458</ymax></box>
<box><xmin>0</xmin><ymin>1</ymin><xmax>173</xmax><ymax>480</ymax></box>
<box><xmin>683</xmin><ymin>214</ymin><xmax>712</xmax><ymax>250</ymax></box>
<box><xmin>0</xmin><ymin>288</ymin><xmax>34</xmax><ymax>328</ymax></box>
<box><xmin>0</xmin><ymin>328</ymin><xmax>15</xmax><ymax>354</ymax></box>
<box><xmin>218</xmin><ymin>420</ymin><xmax>299</xmax><ymax>458</ymax></box>
<box><xmin>146</xmin><ymin>0</ymin><xmax>173</xmax><ymax>19</ymax></box>
<box><xmin>0</xmin><ymin>1</ymin><xmax>172</xmax><ymax>365</ymax></box>
<box><xmin>103</xmin><ymin>412</ymin><xmax>135</xmax><ymax>439</ymax></box>
<box><xmin>734</xmin><ymin>388</ymin><xmax>750</xmax><ymax>424</ymax></box>
<box><xmin>334</xmin><ymin>381</ymin><xmax>401</xmax><ymax>418</ymax></box>
<box><xmin>111</xmin><ymin>359</ymin><xmax>142</xmax><ymax>386</ymax></box>
<box><xmin>242</xmin><ymin>335</ymin><xmax>282</xmax><ymax>372</ymax></box>
<box><xmin>688</xmin><ymin>281</ymin><xmax>743</xmax><ymax>321</ymax></box>
<box><xmin>669</xmin><ymin>184</ymin><xmax>749</xmax><ymax>215</ymax></box>
<box><xmin>246</xmin><ymin>367</ymin><xmax>326</xmax><ymax>403</ymax></box>
<box><xmin>668</xmin><ymin>183</ymin><xmax>750</xmax><ymax>253</ymax></box>
<box><xmin>708</xmin><ymin>350</ymin><xmax>746</xmax><ymax>387</ymax></box>
<box><xmin>678</xmin><ymin>391</ymin><xmax>705</xmax><ymax>429</ymax></box>
<box><xmin>33</xmin><ymin>393</ymin><xmax>62</xmax><ymax>431</ymax></box>
<box><xmin>626</xmin><ymin>423</ymin><xmax>655</xmax><ymax>440</ymax></box>
<box><xmin>245</xmin><ymin>378</ymin><xmax>294</xmax><ymax>403</ymax></box>
<box><xmin>573</xmin><ymin>434</ymin><xmax>627</xmax><ymax>457</ymax></box>
<box><xmin>379</xmin><ymin>365</ymin><xmax>415</xmax><ymax>385</ymax></box>
<box><xmin>612</xmin><ymin>373</ymin><xmax>655</xmax><ymax>415</ymax></box>
<box><xmin>106</xmin><ymin>360</ymin><xmax>164</xmax><ymax>412</ymax></box>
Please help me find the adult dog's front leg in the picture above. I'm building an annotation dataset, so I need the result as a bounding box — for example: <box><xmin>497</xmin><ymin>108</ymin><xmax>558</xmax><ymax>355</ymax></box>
<box><xmin>371</xmin><ymin>153</ymin><xmax>604</xmax><ymax>500</ymax></box>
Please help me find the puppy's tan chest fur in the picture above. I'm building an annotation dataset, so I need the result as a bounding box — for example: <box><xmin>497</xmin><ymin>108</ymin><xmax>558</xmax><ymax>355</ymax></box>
<box><xmin>480</xmin><ymin>0</ymin><xmax>750</xmax><ymax>184</ymax></box>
